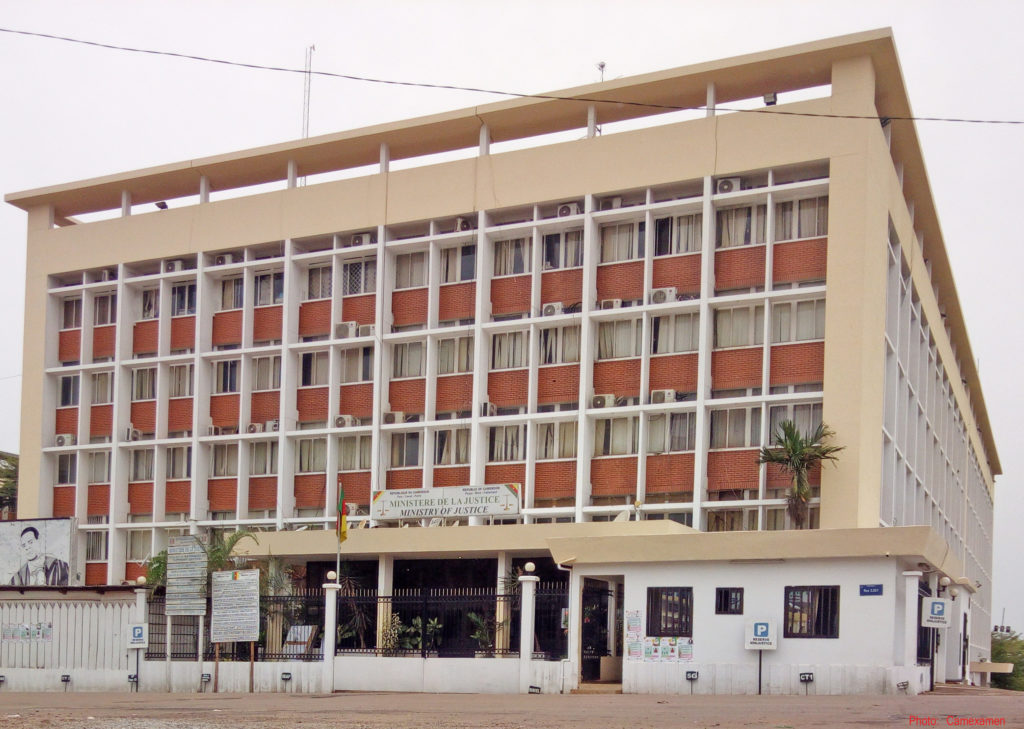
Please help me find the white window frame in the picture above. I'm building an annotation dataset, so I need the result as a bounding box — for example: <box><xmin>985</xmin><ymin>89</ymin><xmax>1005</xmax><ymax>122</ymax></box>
<box><xmin>491</xmin><ymin>331</ymin><xmax>527</xmax><ymax>370</ymax></box>
<box><xmin>300</xmin><ymin>351</ymin><xmax>329</xmax><ymax>387</ymax></box>
<box><xmin>93</xmin><ymin>293</ymin><xmax>117</xmax><ymax>326</ymax></box>
<box><xmin>599</xmin><ymin>220</ymin><xmax>645</xmax><ymax>263</ymax></box>
<box><xmin>213</xmin><ymin>360</ymin><xmax>240</xmax><ymax>394</ymax></box>
<box><xmin>341</xmin><ymin>347</ymin><xmax>374</xmax><ymax>383</ymax></box>
<box><xmin>62</xmin><ymin>297</ymin><xmax>82</xmax><ymax>329</ymax></box>
<box><xmin>709</xmin><ymin>406</ymin><xmax>762</xmax><ymax>449</ymax></box>
<box><xmin>250</xmin><ymin>440</ymin><xmax>279</xmax><ymax>476</ymax></box>
<box><xmin>647</xmin><ymin>411</ymin><xmax>698</xmax><ymax>453</ymax></box>
<box><xmin>56</xmin><ymin>453</ymin><xmax>77</xmax><ymax>484</ymax></box>
<box><xmin>339</xmin><ymin>435</ymin><xmax>372</xmax><ymax>471</ymax></box>
<box><xmin>141</xmin><ymin>289</ymin><xmax>159</xmax><ymax>320</ymax></box>
<box><xmin>542</xmin><ymin>229</ymin><xmax>583</xmax><ymax>270</ymax></box>
<box><xmin>254</xmin><ymin>272</ymin><xmax>284</xmax><ymax>306</ymax></box>
<box><xmin>771</xmin><ymin>299</ymin><xmax>825</xmax><ymax>343</ymax></box>
<box><xmin>593</xmin><ymin>416</ymin><xmax>640</xmax><ymax>457</ymax></box>
<box><xmin>597</xmin><ymin>318</ymin><xmax>643</xmax><ymax>360</ymax></box>
<box><xmin>536</xmin><ymin>420</ymin><xmax>578</xmax><ymax>460</ymax></box>
<box><xmin>253</xmin><ymin>355</ymin><xmax>282</xmax><ymax>391</ymax></box>
<box><xmin>768</xmin><ymin>401</ymin><xmax>824</xmax><ymax>441</ymax></box>
<box><xmin>713</xmin><ymin>305</ymin><xmax>765</xmax><ymax>349</ymax></box>
<box><xmin>59</xmin><ymin>374</ymin><xmax>80</xmax><ymax>407</ymax></box>
<box><xmin>715</xmin><ymin>203</ymin><xmax>767</xmax><ymax>248</ymax></box>
<box><xmin>91</xmin><ymin>371</ymin><xmax>114</xmax><ymax>405</ymax></box>
<box><xmin>166</xmin><ymin>445</ymin><xmax>192</xmax><ymax>480</ymax></box>
<box><xmin>774</xmin><ymin>195</ymin><xmax>828</xmax><ymax>242</ymax></box>
<box><xmin>170</xmin><ymin>283</ymin><xmax>197</xmax><ymax>316</ymax></box>
<box><xmin>488</xmin><ymin>423</ymin><xmax>525</xmax><ymax>462</ymax></box>
<box><xmin>131</xmin><ymin>368</ymin><xmax>156</xmax><ymax>401</ymax></box>
<box><xmin>653</xmin><ymin>212</ymin><xmax>702</xmax><ymax>256</ymax></box>
<box><xmin>296</xmin><ymin>438</ymin><xmax>326</xmax><ymax>473</ymax></box>
<box><xmin>394</xmin><ymin>252</ymin><xmax>427</xmax><ymax>289</ymax></box>
<box><xmin>392</xmin><ymin>342</ymin><xmax>424</xmax><ymax>378</ymax></box>
<box><xmin>212</xmin><ymin>443</ymin><xmax>239</xmax><ymax>477</ymax></box>
<box><xmin>434</xmin><ymin>427</ymin><xmax>471</xmax><ymax>466</ymax></box>
<box><xmin>306</xmin><ymin>264</ymin><xmax>333</xmax><ymax>300</ymax></box>
<box><xmin>539</xmin><ymin>326</ymin><xmax>581</xmax><ymax>365</ymax></box>
<box><xmin>130</xmin><ymin>449</ymin><xmax>155</xmax><ymax>481</ymax></box>
<box><xmin>494</xmin><ymin>237</ymin><xmax>531</xmax><ymax>276</ymax></box>
<box><xmin>342</xmin><ymin>258</ymin><xmax>377</xmax><ymax>296</ymax></box>
<box><xmin>390</xmin><ymin>431</ymin><xmax>421</xmax><ymax>468</ymax></box>
<box><xmin>168</xmin><ymin>364</ymin><xmax>194</xmax><ymax>398</ymax></box>
<box><xmin>440</xmin><ymin>244</ymin><xmax>476</xmax><ymax>284</ymax></box>
<box><xmin>220</xmin><ymin>277</ymin><xmax>244</xmax><ymax>311</ymax></box>
<box><xmin>88</xmin><ymin>451</ymin><xmax>111</xmax><ymax>484</ymax></box>
<box><xmin>652</xmin><ymin>313</ymin><xmax>699</xmax><ymax>354</ymax></box>
<box><xmin>437</xmin><ymin>335</ymin><xmax>474</xmax><ymax>375</ymax></box>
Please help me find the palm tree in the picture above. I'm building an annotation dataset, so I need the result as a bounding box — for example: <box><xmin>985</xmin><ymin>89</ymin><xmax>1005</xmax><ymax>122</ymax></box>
<box><xmin>0</xmin><ymin>451</ymin><xmax>18</xmax><ymax>517</ymax></box>
<box><xmin>758</xmin><ymin>421</ymin><xmax>843</xmax><ymax>529</ymax></box>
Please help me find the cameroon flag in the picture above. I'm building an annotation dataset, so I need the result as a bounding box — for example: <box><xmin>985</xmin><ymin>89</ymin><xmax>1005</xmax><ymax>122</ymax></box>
<box><xmin>337</xmin><ymin>483</ymin><xmax>348</xmax><ymax>544</ymax></box>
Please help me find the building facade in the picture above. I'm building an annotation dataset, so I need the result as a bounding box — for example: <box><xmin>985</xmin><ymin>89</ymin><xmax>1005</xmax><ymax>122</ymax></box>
<box><xmin>5</xmin><ymin>29</ymin><xmax>1000</xmax><ymax>692</ymax></box>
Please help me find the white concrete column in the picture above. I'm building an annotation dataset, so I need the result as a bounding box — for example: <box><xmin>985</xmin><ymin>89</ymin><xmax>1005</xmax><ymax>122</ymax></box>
<box><xmin>586</xmin><ymin>105</ymin><xmax>597</xmax><ymax>139</ymax></box>
<box><xmin>287</xmin><ymin>160</ymin><xmax>298</xmax><ymax>189</ymax></box>
<box><xmin>903</xmin><ymin>570</ymin><xmax>922</xmax><ymax>669</ymax></box>
<box><xmin>479</xmin><ymin>124</ymin><xmax>490</xmax><ymax>156</ymax></box>
<box><xmin>134</xmin><ymin>587</ymin><xmax>148</xmax><ymax>623</ymax></box>
<box><xmin>705</xmin><ymin>82</ymin><xmax>716</xmax><ymax>117</ymax></box>
<box><xmin>322</xmin><ymin>582</ymin><xmax>340</xmax><ymax>692</ymax></box>
<box><xmin>199</xmin><ymin>175</ymin><xmax>210</xmax><ymax>204</ymax></box>
<box><xmin>518</xmin><ymin>572</ymin><xmax>540</xmax><ymax>693</ymax></box>
<box><xmin>121</xmin><ymin>190</ymin><xmax>132</xmax><ymax>217</ymax></box>
<box><xmin>379</xmin><ymin>143</ymin><xmax>390</xmax><ymax>174</ymax></box>
<box><xmin>376</xmin><ymin>555</ymin><xmax>394</xmax><ymax>648</ymax></box>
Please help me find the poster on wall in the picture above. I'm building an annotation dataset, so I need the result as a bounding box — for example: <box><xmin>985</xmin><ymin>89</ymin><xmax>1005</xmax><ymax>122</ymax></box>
<box><xmin>0</xmin><ymin>518</ymin><xmax>76</xmax><ymax>586</ymax></box>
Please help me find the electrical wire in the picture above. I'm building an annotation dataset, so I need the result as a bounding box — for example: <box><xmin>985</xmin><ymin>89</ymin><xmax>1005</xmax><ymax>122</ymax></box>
<box><xmin>1</xmin><ymin>26</ymin><xmax>1022</xmax><ymax>126</ymax></box>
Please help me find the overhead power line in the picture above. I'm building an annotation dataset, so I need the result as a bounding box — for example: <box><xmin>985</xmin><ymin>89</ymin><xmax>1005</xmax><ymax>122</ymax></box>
<box><xmin>1</xmin><ymin>26</ymin><xmax>1022</xmax><ymax>126</ymax></box>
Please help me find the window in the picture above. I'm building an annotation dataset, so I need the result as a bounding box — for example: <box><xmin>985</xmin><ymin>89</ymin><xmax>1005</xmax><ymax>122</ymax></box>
<box><xmin>307</xmin><ymin>265</ymin><xmax>332</xmax><ymax>300</ymax></box>
<box><xmin>715</xmin><ymin>204</ymin><xmax>766</xmax><ymax>248</ymax></box>
<box><xmin>94</xmin><ymin>294</ymin><xmax>117</xmax><ymax>325</ymax></box>
<box><xmin>301</xmin><ymin>351</ymin><xmax>329</xmax><ymax>387</ymax></box>
<box><xmin>594</xmin><ymin>417</ymin><xmax>639</xmax><ymax>456</ymax></box>
<box><xmin>342</xmin><ymin>258</ymin><xmax>376</xmax><ymax>296</ymax></box>
<box><xmin>600</xmin><ymin>221</ymin><xmax>645</xmax><ymax>263</ymax></box>
<box><xmin>339</xmin><ymin>435</ymin><xmax>371</xmax><ymax>471</ymax></box>
<box><xmin>253</xmin><ymin>355</ymin><xmax>282</xmax><ymax>391</ymax></box>
<box><xmin>542</xmin><ymin>229</ymin><xmax>583</xmax><ymax>270</ymax></box>
<box><xmin>254</xmin><ymin>272</ymin><xmax>284</xmax><ymax>306</ymax></box>
<box><xmin>297</xmin><ymin>438</ymin><xmax>326</xmax><ymax>473</ymax></box>
<box><xmin>127</xmin><ymin>525</ymin><xmax>150</xmax><ymax>562</ymax></box>
<box><xmin>774</xmin><ymin>195</ymin><xmax>828</xmax><ymax>241</ymax></box>
<box><xmin>166</xmin><ymin>446</ymin><xmax>192</xmax><ymax>479</ymax></box>
<box><xmin>59</xmin><ymin>374</ymin><xmax>80</xmax><ymax>407</ymax></box>
<box><xmin>537</xmin><ymin>421</ymin><xmax>577</xmax><ymax>460</ymax></box>
<box><xmin>646</xmin><ymin>586</ymin><xmax>693</xmax><ymax>637</ymax></box>
<box><xmin>132</xmin><ymin>368</ymin><xmax>156</xmax><ymax>401</ymax></box>
<box><xmin>647</xmin><ymin>412</ymin><xmax>697</xmax><ymax>453</ymax></box>
<box><xmin>171</xmin><ymin>283</ymin><xmax>196</xmax><ymax>316</ymax></box>
<box><xmin>85</xmin><ymin>518</ymin><xmax>108</xmax><ymax>562</ymax></box>
<box><xmin>710</xmin><ymin>407</ymin><xmax>761</xmax><ymax>449</ymax></box>
<box><xmin>440</xmin><ymin>244</ymin><xmax>476</xmax><ymax>283</ymax></box>
<box><xmin>539</xmin><ymin>326</ymin><xmax>580</xmax><ymax>365</ymax></box>
<box><xmin>390</xmin><ymin>431</ymin><xmax>421</xmax><ymax>467</ymax></box>
<box><xmin>341</xmin><ymin>347</ymin><xmax>374</xmax><ymax>383</ymax></box>
<box><xmin>654</xmin><ymin>213</ymin><xmax>702</xmax><ymax>256</ymax></box>
<box><xmin>597</xmin><ymin>319</ymin><xmax>642</xmax><ymax>359</ymax></box>
<box><xmin>768</xmin><ymin>402</ymin><xmax>823</xmax><ymax>441</ymax></box>
<box><xmin>141</xmin><ymin>289</ymin><xmax>159</xmax><ymax>320</ymax></box>
<box><xmin>212</xmin><ymin>443</ymin><xmax>238</xmax><ymax>477</ymax></box>
<box><xmin>393</xmin><ymin>342</ymin><xmax>424</xmax><ymax>378</ymax></box>
<box><xmin>494</xmin><ymin>237</ymin><xmax>531</xmax><ymax>276</ymax></box>
<box><xmin>436</xmin><ymin>335</ymin><xmax>474</xmax><ymax>375</ymax></box>
<box><xmin>491</xmin><ymin>331</ymin><xmax>527</xmax><ymax>369</ymax></box>
<box><xmin>62</xmin><ymin>298</ymin><xmax>82</xmax><ymax>329</ymax></box>
<box><xmin>168</xmin><ymin>364</ymin><xmax>193</xmax><ymax>398</ymax></box>
<box><xmin>220</xmin><ymin>278</ymin><xmax>244</xmax><ymax>310</ymax></box>
<box><xmin>715</xmin><ymin>587</ymin><xmax>744</xmax><ymax>615</ymax></box>
<box><xmin>56</xmin><ymin>453</ymin><xmax>77</xmax><ymax>484</ymax></box>
<box><xmin>651</xmin><ymin>314</ymin><xmax>699</xmax><ymax>354</ymax></box>
<box><xmin>784</xmin><ymin>585</ymin><xmax>839</xmax><ymax>638</ymax></box>
<box><xmin>250</xmin><ymin>440</ymin><xmax>278</xmax><ymax>476</ymax></box>
<box><xmin>713</xmin><ymin>306</ymin><xmax>764</xmax><ymax>348</ymax></box>
<box><xmin>488</xmin><ymin>424</ymin><xmax>525</xmax><ymax>462</ymax></box>
<box><xmin>91</xmin><ymin>372</ymin><xmax>114</xmax><ymax>405</ymax></box>
<box><xmin>771</xmin><ymin>299</ymin><xmax>825</xmax><ymax>343</ymax></box>
<box><xmin>395</xmin><ymin>252</ymin><xmax>427</xmax><ymax>289</ymax></box>
<box><xmin>213</xmin><ymin>360</ymin><xmax>239</xmax><ymax>394</ymax></box>
<box><xmin>434</xmin><ymin>427</ymin><xmax>470</xmax><ymax>465</ymax></box>
<box><xmin>130</xmin><ymin>449</ymin><xmax>154</xmax><ymax>481</ymax></box>
<box><xmin>89</xmin><ymin>451</ymin><xmax>111</xmax><ymax>483</ymax></box>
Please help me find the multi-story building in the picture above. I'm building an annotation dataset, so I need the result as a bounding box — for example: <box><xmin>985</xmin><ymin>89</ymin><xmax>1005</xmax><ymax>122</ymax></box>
<box><xmin>5</xmin><ymin>29</ymin><xmax>1000</xmax><ymax>692</ymax></box>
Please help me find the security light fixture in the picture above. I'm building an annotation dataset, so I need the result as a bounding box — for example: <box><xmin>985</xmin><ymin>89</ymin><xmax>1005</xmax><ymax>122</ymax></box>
<box><xmin>155</xmin><ymin>201</ymin><xmax>168</xmax><ymax>210</ymax></box>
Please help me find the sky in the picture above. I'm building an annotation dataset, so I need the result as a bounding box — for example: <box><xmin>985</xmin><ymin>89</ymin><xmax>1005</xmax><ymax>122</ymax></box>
<box><xmin>0</xmin><ymin>1</ymin><xmax>1021</xmax><ymax>628</ymax></box>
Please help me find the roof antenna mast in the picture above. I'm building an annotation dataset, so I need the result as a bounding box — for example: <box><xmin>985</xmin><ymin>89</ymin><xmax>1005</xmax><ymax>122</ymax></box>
<box><xmin>302</xmin><ymin>44</ymin><xmax>315</xmax><ymax>140</ymax></box>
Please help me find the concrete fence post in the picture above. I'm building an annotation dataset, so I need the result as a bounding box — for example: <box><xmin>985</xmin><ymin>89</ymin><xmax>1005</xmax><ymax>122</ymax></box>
<box><xmin>323</xmin><ymin>583</ymin><xmax>340</xmax><ymax>693</ymax></box>
<box><xmin>518</xmin><ymin>573</ymin><xmax>540</xmax><ymax>693</ymax></box>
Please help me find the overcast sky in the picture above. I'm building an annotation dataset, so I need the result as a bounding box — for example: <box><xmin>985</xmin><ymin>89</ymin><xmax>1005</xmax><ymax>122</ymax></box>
<box><xmin>1</xmin><ymin>1</ymin><xmax>1020</xmax><ymax>629</ymax></box>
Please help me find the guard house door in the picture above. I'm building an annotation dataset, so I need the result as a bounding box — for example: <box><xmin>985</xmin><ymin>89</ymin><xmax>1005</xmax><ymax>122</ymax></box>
<box><xmin>580</xmin><ymin>577</ymin><xmax>622</xmax><ymax>683</ymax></box>
<box><xmin>916</xmin><ymin>581</ymin><xmax>935</xmax><ymax>691</ymax></box>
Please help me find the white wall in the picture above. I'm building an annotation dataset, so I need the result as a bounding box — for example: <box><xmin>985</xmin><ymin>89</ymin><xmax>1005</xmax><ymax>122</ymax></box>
<box><xmin>333</xmin><ymin>655</ymin><xmax>519</xmax><ymax>694</ymax></box>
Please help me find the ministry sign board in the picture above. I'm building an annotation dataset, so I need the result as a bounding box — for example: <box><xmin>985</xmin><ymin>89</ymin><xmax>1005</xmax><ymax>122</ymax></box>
<box><xmin>371</xmin><ymin>484</ymin><xmax>521</xmax><ymax>521</ymax></box>
<box><xmin>210</xmin><ymin>569</ymin><xmax>260</xmax><ymax>643</ymax></box>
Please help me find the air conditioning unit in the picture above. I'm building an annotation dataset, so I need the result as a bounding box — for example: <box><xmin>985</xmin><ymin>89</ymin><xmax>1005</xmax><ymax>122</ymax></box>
<box><xmin>651</xmin><ymin>389</ymin><xmax>678</xmax><ymax>404</ymax></box>
<box><xmin>480</xmin><ymin>402</ymin><xmax>497</xmax><ymax>417</ymax></box>
<box><xmin>207</xmin><ymin>425</ymin><xmax>223</xmax><ymax>436</ymax></box>
<box><xmin>55</xmin><ymin>433</ymin><xmax>76</xmax><ymax>447</ymax></box>
<box><xmin>358</xmin><ymin>324</ymin><xmax>376</xmax><ymax>337</ymax></box>
<box><xmin>214</xmin><ymin>253</ymin><xmax>236</xmax><ymax>266</ymax></box>
<box><xmin>600</xmin><ymin>299</ymin><xmax>622</xmax><ymax>310</ymax></box>
<box><xmin>592</xmin><ymin>394</ymin><xmax>616</xmax><ymax>408</ymax></box>
<box><xmin>265</xmin><ymin>419</ymin><xmax>280</xmax><ymax>432</ymax></box>
<box><xmin>246</xmin><ymin>423</ymin><xmax>264</xmax><ymax>434</ymax></box>
<box><xmin>650</xmin><ymin>287</ymin><xmax>678</xmax><ymax>305</ymax></box>
<box><xmin>383</xmin><ymin>411</ymin><xmax>405</xmax><ymax>425</ymax></box>
<box><xmin>335</xmin><ymin>414</ymin><xmax>357</xmax><ymax>428</ymax></box>
<box><xmin>557</xmin><ymin>202</ymin><xmax>582</xmax><ymax>217</ymax></box>
<box><xmin>542</xmin><ymin>302</ymin><xmax>564</xmax><ymax>316</ymax></box>
<box><xmin>599</xmin><ymin>196</ymin><xmax>623</xmax><ymax>211</ymax></box>
<box><xmin>454</xmin><ymin>216</ymin><xmax>474</xmax><ymax>232</ymax></box>
<box><xmin>99</xmin><ymin>269</ymin><xmax>115</xmax><ymax>282</ymax></box>
<box><xmin>128</xmin><ymin>428</ymin><xmax>142</xmax><ymax>442</ymax></box>
<box><xmin>715</xmin><ymin>177</ymin><xmax>742</xmax><ymax>194</ymax></box>
<box><xmin>336</xmin><ymin>321</ymin><xmax>359</xmax><ymax>339</ymax></box>
<box><xmin>347</xmin><ymin>233</ymin><xmax>373</xmax><ymax>248</ymax></box>
<box><xmin>165</xmin><ymin>259</ymin><xmax>185</xmax><ymax>273</ymax></box>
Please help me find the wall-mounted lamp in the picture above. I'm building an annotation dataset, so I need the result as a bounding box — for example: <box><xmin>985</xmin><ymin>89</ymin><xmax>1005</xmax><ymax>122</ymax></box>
<box><xmin>326</xmin><ymin>570</ymin><xmax>337</xmax><ymax>582</ymax></box>
<box><xmin>939</xmin><ymin>576</ymin><xmax>952</xmax><ymax>589</ymax></box>
<box><xmin>524</xmin><ymin>562</ymin><xmax>536</xmax><ymax>574</ymax></box>
<box><xmin>949</xmin><ymin>587</ymin><xmax>960</xmax><ymax>599</ymax></box>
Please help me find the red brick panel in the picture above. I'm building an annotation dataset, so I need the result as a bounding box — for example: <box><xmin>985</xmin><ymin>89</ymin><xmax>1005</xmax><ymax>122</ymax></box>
<box><xmin>386</xmin><ymin>469</ymin><xmax>423</xmax><ymax>490</ymax></box>
<box><xmin>392</xmin><ymin>289</ymin><xmax>428</xmax><ymax>327</ymax></box>
<box><xmin>436</xmin><ymin>374</ymin><xmax>473</xmax><ymax>412</ymax></box>
<box><xmin>251</xmin><ymin>391</ymin><xmax>280</xmax><ymax>424</ymax></box>
<box><xmin>389</xmin><ymin>378</ymin><xmax>425</xmax><ymax>413</ymax></box>
<box><xmin>769</xmin><ymin>342</ymin><xmax>825</xmax><ymax>387</ymax></box>
<box><xmin>253</xmin><ymin>306</ymin><xmax>283</xmax><ymax>342</ymax></box>
<box><xmin>170</xmin><ymin>316</ymin><xmax>195</xmax><ymax>351</ymax></box>
<box><xmin>439</xmin><ymin>282</ymin><xmax>476</xmax><ymax>321</ymax></box>
<box><xmin>485</xmin><ymin>463</ymin><xmax>526</xmax><ymax>487</ymax></box>
<box><xmin>58</xmin><ymin>329</ymin><xmax>81</xmax><ymax>362</ymax></box>
<box><xmin>765</xmin><ymin>462</ymin><xmax>821</xmax><ymax>489</ymax></box>
<box><xmin>294</xmin><ymin>474</ymin><xmax>326</xmax><ymax>509</ymax></box>
<box><xmin>491</xmin><ymin>275</ymin><xmax>531</xmax><ymax>316</ymax></box>
<box><xmin>128</xmin><ymin>482</ymin><xmax>154</xmax><ymax>514</ymax></box>
<box><xmin>84</xmin><ymin>563</ymin><xmax>107</xmax><ymax>586</ymax></box>
<box><xmin>210</xmin><ymin>394</ymin><xmax>240</xmax><ymax>428</ymax></box>
<box><xmin>540</xmin><ymin>269</ymin><xmax>583</xmax><ymax>306</ymax></box>
<box><xmin>773</xmin><ymin>237</ymin><xmax>827</xmax><ymax>286</ymax></box>
<box><xmin>53</xmin><ymin>486</ymin><xmax>76</xmax><ymax>517</ymax></box>
<box><xmin>590</xmin><ymin>457</ymin><xmax>638</xmax><ymax>497</ymax></box>
<box><xmin>487</xmin><ymin>369</ymin><xmax>528</xmax><ymax>408</ymax></box>
<box><xmin>646</xmin><ymin>453</ymin><xmax>695</xmax><ymax>494</ymax></box>
<box><xmin>130</xmin><ymin>401</ymin><xmax>157</xmax><ymax>434</ymax></box>
<box><xmin>341</xmin><ymin>294</ymin><xmax>375</xmax><ymax>325</ymax></box>
<box><xmin>338</xmin><ymin>471</ymin><xmax>370</xmax><ymax>507</ymax></box>
<box><xmin>593</xmin><ymin>359</ymin><xmax>641</xmax><ymax>398</ymax></box>
<box><xmin>92</xmin><ymin>325</ymin><xmax>116</xmax><ymax>360</ymax></box>
<box><xmin>706</xmin><ymin>449</ymin><xmax>760</xmax><ymax>492</ymax></box>
<box><xmin>711</xmin><ymin>347</ymin><xmax>763</xmax><ymax>391</ymax></box>
<box><xmin>90</xmin><ymin>404</ymin><xmax>113</xmax><ymax>438</ymax></box>
<box><xmin>714</xmin><ymin>246</ymin><xmax>766</xmax><ymax>292</ymax></box>
<box><xmin>166</xmin><ymin>480</ymin><xmax>191</xmax><ymax>513</ymax></box>
<box><xmin>433</xmin><ymin>466</ymin><xmax>470</xmax><ymax>488</ymax></box>
<box><xmin>297</xmin><ymin>387</ymin><xmax>329</xmax><ymax>423</ymax></box>
<box><xmin>596</xmin><ymin>261</ymin><xmax>644</xmax><ymax>302</ymax></box>
<box><xmin>168</xmin><ymin>398</ymin><xmax>193</xmax><ymax>432</ymax></box>
<box><xmin>652</xmin><ymin>254</ymin><xmax>702</xmax><ymax>297</ymax></box>
<box><xmin>207</xmin><ymin>478</ymin><xmax>238</xmax><ymax>512</ymax></box>
<box><xmin>87</xmin><ymin>484</ymin><xmax>110</xmax><ymax>516</ymax></box>
<box><xmin>132</xmin><ymin>320</ymin><xmax>158</xmax><ymax>355</ymax></box>
<box><xmin>534</xmin><ymin>461</ymin><xmax>576</xmax><ymax>501</ymax></box>
<box><xmin>212</xmin><ymin>310</ymin><xmax>243</xmax><ymax>347</ymax></box>
<box><xmin>339</xmin><ymin>383</ymin><xmax>373</xmax><ymax>419</ymax></box>
<box><xmin>55</xmin><ymin>407</ymin><xmax>78</xmax><ymax>438</ymax></box>
<box><xmin>125</xmin><ymin>563</ymin><xmax>147</xmax><ymax>581</ymax></box>
<box><xmin>538</xmin><ymin>364</ymin><xmax>580</xmax><ymax>404</ymax></box>
<box><xmin>248</xmin><ymin>477</ymin><xmax>278</xmax><ymax>511</ymax></box>
<box><xmin>299</xmin><ymin>300</ymin><xmax>332</xmax><ymax>338</ymax></box>
<box><xmin>649</xmin><ymin>354</ymin><xmax>698</xmax><ymax>394</ymax></box>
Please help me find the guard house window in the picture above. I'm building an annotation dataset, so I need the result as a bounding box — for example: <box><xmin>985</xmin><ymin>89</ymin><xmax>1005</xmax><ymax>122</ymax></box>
<box><xmin>296</xmin><ymin>438</ymin><xmax>326</xmax><ymax>473</ymax></box>
<box><xmin>709</xmin><ymin>407</ymin><xmax>761</xmax><ymax>449</ymax></box>
<box><xmin>132</xmin><ymin>368</ymin><xmax>156</xmax><ymax>401</ymax></box>
<box><xmin>341</xmin><ymin>347</ymin><xmax>373</xmax><ymax>383</ymax></box>
<box><xmin>212</xmin><ymin>443</ymin><xmax>238</xmax><ymax>477</ymax></box>
<box><xmin>771</xmin><ymin>300</ymin><xmax>825</xmax><ymax>343</ymax></box>
<box><xmin>774</xmin><ymin>196</ymin><xmax>828</xmax><ymax>242</ymax></box>
<box><xmin>300</xmin><ymin>351</ymin><xmax>329</xmax><ymax>387</ymax></box>
<box><xmin>390</xmin><ymin>431</ymin><xmax>421</xmax><ymax>467</ymax></box>
<box><xmin>440</xmin><ymin>244</ymin><xmax>476</xmax><ymax>284</ymax></box>
<box><xmin>597</xmin><ymin>319</ymin><xmax>642</xmax><ymax>360</ymax></box>
<box><xmin>171</xmin><ymin>283</ymin><xmax>196</xmax><ymax>316</ymax></box>
<box><xmin>394</xmin><ymin>252</ymin><xmax>427</xmax><ymax>289</ymax></box>
<box><xmin>652</xmin><ymin>314</ymin><xmax>699</xmax><ymax>354</ymax></box>
<box><xmin>646</xmin><ymin>586</ymin><xmax>693</xmax><ymax>637</ymax></box>
<box><xmin>56</xmin><ymin>453</ymin><xmax>77</xmax><ymax>484</ymax></box>
<box><xmin>168</xmin><ymin>364</ymin><xmax>194</xmax><ymax>398</ymax></box>
<box><xmin>494</xmin><ymin>237</ymin><xmax>531</xmax><ymax>276</ymax></box>
<box><xmin>130</xmin><ymin>449</ymin><xmax>154</xmax><ymax>481</ymax></box>
<box><xmin>254</xmin><ymin>272</ymin><xmax>284</xmax><ymax>306</ymax></box>
<box><xmin>393</xmin><ymin>342</ymin><xmax>424</xmax><ymax>378</ymax></box>
<box><xmin>714</xmin><ymin>306</ymin><xmax>764</xmax><ymax>348</ymax></box>
<box><xmin>250</xmin><ymin>441</ymin><xmax>279</xmax><ymax>476</ymax></box>
<box><xmin>213</xmin><ymin>360</ymin><xmax>239</xmax><ymax>394</ymax></box>
<box><xmin>59</xmin><ymin>374</ymin><xmax>80</xmax><ymax>407</ymax></box>
<box><xmin>537</xmin><ymin>421</ymin><xmax>577</xmax><ymax>460</ymax></box>
<box><xmin>141</xmin><ymin>289</ymin><xmax>159</xmax><ymax>320</ymax></box>
<box><xmin>488</xmin><ymin>424</ymin><xmax>525</xmax><ymax>462</ymax></box>
<box><xmin>491</xmin><ymin>331</ymin><xmax>527</xmax><ymax>369</ymax></box>
<box><xmin>784</xmin><ymin>585</ymin><xmax>839</xmax><ymax>638</ymax></box>
<box><xmin>542</xmin><ymin>230</ymin><xmax>583</xmax><ymax>270</ymax></box>
<box><xmin>253</xmin><ymin>355</ymin><xmax>282</xmax><ymax>391</ymax></box>
<box><xmin>89</xmin><ymin>451</ymin><xmax>111</xmax><ymax>483</ymax></box>
<box><xmin>62</xmin><ymin>297</ymin><xmax>82</xmax><ymax>329</ymax></box>
<box><xmin>647</xmin><ymin>412</ymin><xmax>697</xmax><ymax>454</ymax></box>
<box><xmin>307</xmin><ymin>265</ymin><xmax>332</xmax><ymax>300</ymax></box>
<box><xmin>654</xmin><ymin>213</ymin><xmax>702</xmax><ymax>256</ymax></box>
<box><xmin>92</xmin><ymin>372</ymin><xmax>114</xmax><ymax>404</ymax></box>
<box><xmin>220</xmin><ymin>278</ymin><xmax>244</xmax><ymax>310</ymax></box>
<box><xmin>600</xmin><ymin>220</ymin><xmax>645</xmax><ymax>263</ymax></box>
<box><xmin>539</xmin><ymin>326</ymin><xmax>580</xmax><ymax>365</ymax></box>
<box><xmin>715</xmin><ymin>204</ymin><xmax>766</xmax><ymax>248</ymax></box>
<box><xmin>166</xmin><ymin>446</ymin><xmax>192</xmax><ymax>480</ymax></box>
<box><xmin>438</xmin><ymin>335</ymin><xmax>473</xmax><ymax>375</ymax></box>
<box><xmin>594</xmin><ymin>417</ymin><xmax>639</xmax><ymax>457</ymax></box>
<box><xmin>339</xmin><ymin>435</ymin><xmax>371</xmax><ymax>471</ymax></box>
<box><xmin>94</xmin><ymin>294</ymin><xmax>117</xmax><ymax>325</ymax></box>
<box><xmin>715</xmin><ymin>587</ymin><xmax>744</xmax><ymax>615</ymax></box>
<box><xmin>342</xmin><ymin>258</ymin><xmax>376</xmax><ymax>296</ymax></box>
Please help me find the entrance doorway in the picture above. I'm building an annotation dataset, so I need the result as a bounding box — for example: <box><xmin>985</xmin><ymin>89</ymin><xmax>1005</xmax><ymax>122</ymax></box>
<box><xmin>580</xmin><ymin>577</ymin><xmax>623</xmax><ymax>684</ymax></box>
